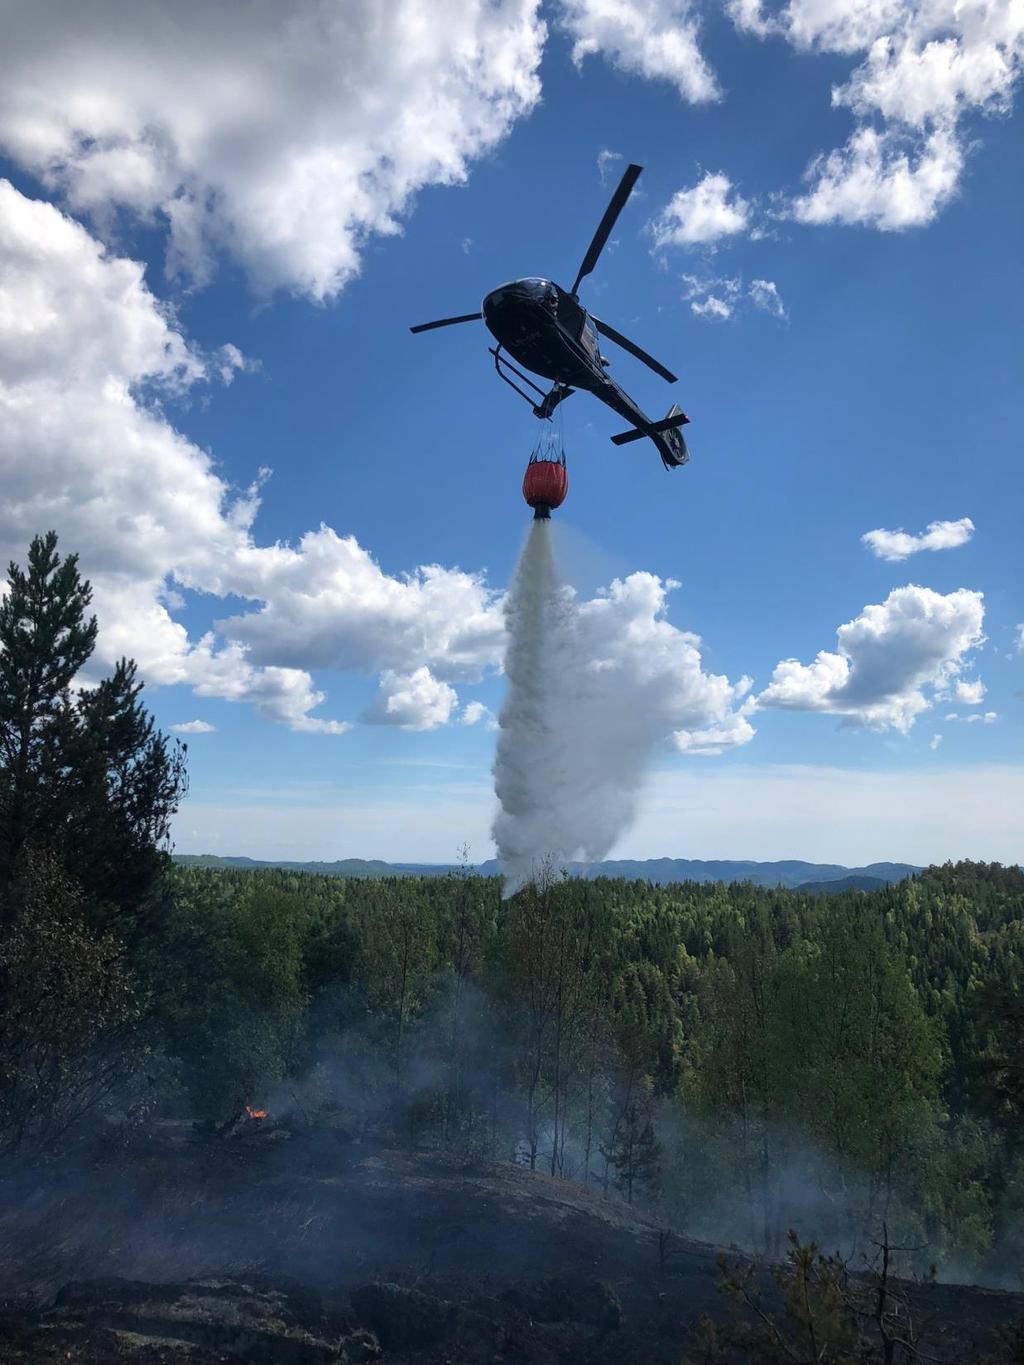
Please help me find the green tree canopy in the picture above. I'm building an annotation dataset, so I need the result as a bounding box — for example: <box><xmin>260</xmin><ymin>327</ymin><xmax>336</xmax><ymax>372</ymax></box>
<box><xmin>0</xmin><ymin>532</ymin><xmax>187</xmax><ymax>935</ymax></box>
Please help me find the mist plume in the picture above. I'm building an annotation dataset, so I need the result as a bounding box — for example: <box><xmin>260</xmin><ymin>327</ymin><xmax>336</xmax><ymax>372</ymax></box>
<box><xmin>492</xmin><ymin>521</ymin><xmax>754</xmax><ymax>893</ymax></box>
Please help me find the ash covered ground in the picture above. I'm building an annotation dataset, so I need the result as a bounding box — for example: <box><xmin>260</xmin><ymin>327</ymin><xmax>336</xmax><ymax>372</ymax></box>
<box><xmin>2</xmin><ymin>1123</ymin><xmax>1022</xmax><ymax>1364</ymax></box>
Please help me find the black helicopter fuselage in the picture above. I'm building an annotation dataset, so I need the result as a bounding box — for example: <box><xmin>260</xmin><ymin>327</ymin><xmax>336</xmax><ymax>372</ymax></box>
<box><xmin>481</xmin><ymin>276</ymin><xmax>686</xmax><ymax>460</ymax></box>
<box><xmin>410</xmin><ymin>163</ymin><xmax>691</xmax><ymax>470</ymax></box>
<box><xmin>482</xmin><ymin>277</ymin><xmax>604</xmax><ymax>391</ymax></box>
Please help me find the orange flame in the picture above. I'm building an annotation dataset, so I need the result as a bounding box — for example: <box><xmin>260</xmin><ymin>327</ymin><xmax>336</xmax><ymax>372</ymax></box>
<box><xmin>245</xmin><ymin>1105</ymin><xmax>268</xmax><ymax>1120</ymax></box>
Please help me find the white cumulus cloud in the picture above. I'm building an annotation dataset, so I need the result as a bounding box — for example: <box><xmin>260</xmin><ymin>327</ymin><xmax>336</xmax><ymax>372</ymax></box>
<box><xmin>363</xmin><ymin>667</ymin><xmax>459</xmax><ymax>731</ymax></box>
<box><xmin>862</xmin><ymin>516</ymin><xmax>975</xmax><ymax>560</ymax></box>
<box><xmin>732</xmin><ymin>0</ymin><xmax>1024</xmax><ymax>230</ymax></box>
<box><xmin>651</xmin><ymin>172</ymin><xmax>749</xmax><ymax>247</ymax></box>
<box><xmin>213</xmin><ymin>529</ymin><xmax>502</xmax><ymax>682</ymax></box>
<box><xmin>561</xmin><ymin>0</ymin><xmax>719</xmax><ymax>102</ymax></box>
<box><xmin>674</xmin><ymin>700</ymin><xmax>758</xmax><ymax>755</ymax></box>
<box><xmin>170</xmin><ymin>720</ymin><xmax>217</xmax><ymax>735</ymax></box>
<box><xmin>0</xmin><ymin>0</ymin><xmax>545</xmax><ymax>299</ymax></box>
<box><xmin>461</xmin><ymin>700</ymin><xmax>498</xmax><ymax>728</ymax></box>
<box><xmin>792</xmin><ymin>126</ymin><xmax>964</xmax><ymax>229</ymax></box>
<box><xmin>758</xmin><ymin>584</ymin><xmax>986</xmax><ymax>732</ymax></box>
<box><xmin>954</xmin><ymin>678</ymin><xmax>986</xmax><ymax>704</ymax></box>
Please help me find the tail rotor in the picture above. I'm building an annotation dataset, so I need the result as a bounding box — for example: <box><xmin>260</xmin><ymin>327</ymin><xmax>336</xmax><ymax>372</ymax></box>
<box><xmin>656</xmin><ymin>404</ymin><xmax>689</xmax><ymax>469</ymax></box>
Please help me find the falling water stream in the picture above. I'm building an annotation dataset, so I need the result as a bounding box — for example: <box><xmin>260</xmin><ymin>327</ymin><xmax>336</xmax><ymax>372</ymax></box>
<box><xmin>492</xmin><ymin>519</ymin><xmax>574</xmax><ymax>894</ymax></box>
<box><xmin>491</xmin><ymin>510</ymin><xmax>753</xmax><ymax>895</ymax></box>
<box><xmin>491</xmin><ymin>519</ymin><xmax>658</xmax><ymax>895</ymax></box>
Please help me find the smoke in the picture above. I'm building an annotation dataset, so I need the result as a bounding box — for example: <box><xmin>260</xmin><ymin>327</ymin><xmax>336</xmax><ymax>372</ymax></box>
<box><xmin>492</xmin><ymin>520</ymin><xmax>754</xmax><ymax>893</ymax></box>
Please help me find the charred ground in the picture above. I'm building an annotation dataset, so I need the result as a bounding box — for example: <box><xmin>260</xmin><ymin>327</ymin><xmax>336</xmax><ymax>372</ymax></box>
<box><xmin>3</xmin><ymin>1134</ymin><xmax>1023</xmax><ymax>1364</ymax></box>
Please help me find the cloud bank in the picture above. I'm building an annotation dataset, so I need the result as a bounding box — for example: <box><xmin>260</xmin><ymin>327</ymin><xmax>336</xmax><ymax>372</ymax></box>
<box><xmin>633</xmin><ymin>0</ymin><xmax>1024</xmax><ymax>234</ymax></box>
<box><xmin>1</xmin><ymin>0</ymin><xmax>1018</xmax><ymax>323</ymax></box>
<box><xmin>0</xmin><ymin>180</ymin><xmax>503</xmax><ymax>731</ymax></box>
<box><xmin>732</xmin><ymin>0</ymin><xmax>1024</xmax><ymax>229</ymax></box>
<box><xmin>0</xmin><ymin>0</ymin><xmax>546</xmax><ymax>299</ymax></box>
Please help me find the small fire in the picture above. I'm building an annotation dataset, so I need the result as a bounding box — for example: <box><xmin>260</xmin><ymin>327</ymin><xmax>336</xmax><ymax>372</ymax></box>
<box><xmin>245</xmin><ymin>1105</ymin><xmax>268</xmax><ymax>1121</ymax></box>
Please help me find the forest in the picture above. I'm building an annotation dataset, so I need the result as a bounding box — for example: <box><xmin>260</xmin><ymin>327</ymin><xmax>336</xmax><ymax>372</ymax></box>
<box><xmin>2</xmin><ymin>534</ymin><xmax>1023</xmax><ymax>1296</ymax></box>
<box><xmin>135</xmin><ymin>857</ymin><xmax>1024</xmax><ymax>1281</ymax></box>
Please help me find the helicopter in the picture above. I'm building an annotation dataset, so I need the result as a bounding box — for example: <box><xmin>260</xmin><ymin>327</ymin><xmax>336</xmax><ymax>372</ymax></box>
<box><xmin>410</xmin><ymin>163</ymin><xmax>690</xmax><ymax>471</ymax></box>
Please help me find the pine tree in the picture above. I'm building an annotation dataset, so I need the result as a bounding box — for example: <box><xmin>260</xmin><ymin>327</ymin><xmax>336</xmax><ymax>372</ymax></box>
<box><xmin>0</xmin><ymin>531</ymin><xmax>96</xmax><ymax>901</ymax></box>
<box><xmin>68</xmin><ymin>657</ymin><xmax>188</xmax><ymax>930</ymax></box>
<box><xmin>0</xmin><ymin>532</ymin><xmax>187</xmax><ymax>934</ymax></box>
<box><xmin>602</xmin><ymin>1096</ymin><xmax>660</xmax><ymax>1204</ymax></box>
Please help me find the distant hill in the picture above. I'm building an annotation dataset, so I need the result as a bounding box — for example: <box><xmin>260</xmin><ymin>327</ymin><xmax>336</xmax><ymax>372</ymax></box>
<box><xmin>173</xmin><ymin>853</ymin><xmax>921</xmax><ymax>889</ymax></box>
<box><xmin>474</xmin><ymin>858</ymin><xmax>921</xmax><ymax>888</ymax></box>
<box><xmin>796</xmin><ymin>874</ymin><xmax>891</xmax><ymax>894</ymax></box>
<box><xmin>172</xmin><ymin>854</ymin><xmax>445</xmax><ymax>878</ymax></box>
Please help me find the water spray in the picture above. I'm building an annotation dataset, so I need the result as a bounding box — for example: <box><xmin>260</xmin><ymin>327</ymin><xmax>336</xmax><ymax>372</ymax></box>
<box><xmin>492</xmin><ymin>514</ymin><xmax>664</xmax><ymax>895</ymax></box>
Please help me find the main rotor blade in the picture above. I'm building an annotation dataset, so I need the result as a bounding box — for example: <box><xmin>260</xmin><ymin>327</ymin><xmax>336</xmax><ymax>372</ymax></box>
<box><xmin>592</xmin><ymin>316</ymin><xmax>677</xmax><ymax>384</ymax></box>
<box><xmin>571</xmin><ymin>163</ymin><xmax>642</xmax><ymax>296</ymax></box>
<box><xmin>410</xmin><ymin>313</ymin><xmax>482</xmax><ymax>334</ymax></box>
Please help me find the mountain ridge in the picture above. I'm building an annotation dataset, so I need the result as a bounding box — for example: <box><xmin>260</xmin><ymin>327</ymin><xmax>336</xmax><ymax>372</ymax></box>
<box><xmin>172</xmin><ymin>853</ymin><xmax>922</xmax><ymax>889</ymax></box>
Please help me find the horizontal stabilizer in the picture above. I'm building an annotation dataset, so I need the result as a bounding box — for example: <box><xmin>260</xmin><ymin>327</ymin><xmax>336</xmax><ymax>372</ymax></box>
<box><xmin>610</xmin><ymin>410</ymin><xmax>690</xmax><ymax>446</ymax></box>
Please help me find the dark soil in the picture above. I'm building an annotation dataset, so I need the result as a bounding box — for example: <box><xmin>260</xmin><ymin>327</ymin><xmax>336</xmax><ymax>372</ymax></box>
<box><xmin>1</xmin><ymin>1128</ymin><xmax>1021</xmax><ymax>1362</ymax></box>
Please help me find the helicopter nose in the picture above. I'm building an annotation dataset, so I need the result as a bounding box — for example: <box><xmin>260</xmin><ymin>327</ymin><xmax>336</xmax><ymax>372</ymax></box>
<box><xmin>484</xmin><ymin>280</ymin><xmax>556</xmax><ymax>324</ymax></box>
<box><xmin>484</xmin><ymin>285</ymin><xmax>521</xmax><ymax>315</ymax></box>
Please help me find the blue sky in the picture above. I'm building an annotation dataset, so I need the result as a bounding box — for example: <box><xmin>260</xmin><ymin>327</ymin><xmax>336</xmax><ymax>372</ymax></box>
<box><xmin>0</xmin><ymin>1</ymin><xmax>1021</xmax><ymax>865</ymax></box>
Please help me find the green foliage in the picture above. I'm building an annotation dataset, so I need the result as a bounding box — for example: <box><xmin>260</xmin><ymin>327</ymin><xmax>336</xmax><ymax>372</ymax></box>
<box><xmin>0</xmin><ymin>533</ymin><xmax>187</xmax><ymax>936</ymax></box>
<box><xmin>685</xmin><ymin>1229</ymin><xmax>936</xmax><ymax>1363</ymax></box>
<box><xmin>601</xmin><ymin>1090</ymin><xmax>660</xmax><ymax>1203</ymax></box>
<box><xmin>0</xmin><ymin>849</ymin><xmax>139</xmax><ymax>1154</ymax></box>
<box><xmin>775</xmin><ymin>908</ymin><xmax>942</xmax><ymax>1211</ymax></box>
<box><xmin>0</xmin><ymin>531</ymin><xmax>97</xmax><ymax>892</ymax></box>
<box><xmin>69</xmin><ymin>658</ymin><xmax>188</xmax><ymax>932</ymax></box>
<box><xmin>133</xmin><ymin>858</ymin><xmax>1024</xmax><ymax>1278</ymax></box>
<box><xmin>0</xmin><ymin>533</ymin><xmax>188</xmax><ymax>1154</ymax></box>
<box><xmin>148</xmin><ymin>870</ymin><xmax>314</xmax><ymax>1121</ymax></box>
<box><xmin>975</xmin><ymin>987</ymin><xmax>1024</xmax><ymax>1136</ymax></box>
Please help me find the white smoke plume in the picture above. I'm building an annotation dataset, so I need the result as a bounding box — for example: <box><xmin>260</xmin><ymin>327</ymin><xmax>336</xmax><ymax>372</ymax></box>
<box><xmin>492</xmin><ymin>521</ymin><xmax>754</xmax><ymax>894</ymax></box>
